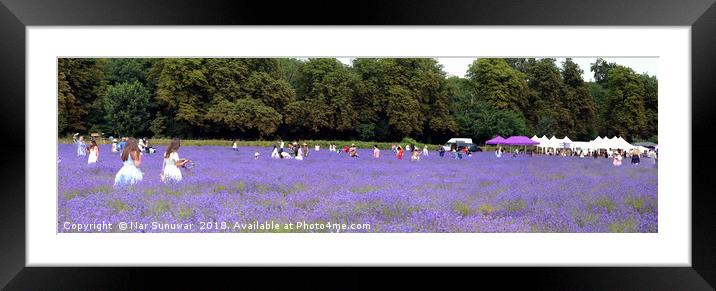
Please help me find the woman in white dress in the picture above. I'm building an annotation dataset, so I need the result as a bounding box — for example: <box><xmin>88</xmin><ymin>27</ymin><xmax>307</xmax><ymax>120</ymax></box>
<box><xmin>271</xmin><ymin>145</ymin><xmax>280</xmax><ymax>159</ymax></box>
<box><xmin>114</xmin><ymin>138</ymin><xmax>143</xmax><ymax>186</ymax></box>
<box><xmin>161</xmin><ymin>138</ymin><xmax>189</xmax><ymax>183</ymax></box>
<box><xmin>296</xmin><ymin>147</ymin><xmax>304</xmax><ymax>160</ymax></box>
<box><xmin>422</xmin><ymin>145</ymin><xmax>429</xmax><ymax>157</ymax></box>
<box><xmin>87</xmin><ymin>140</ymin><xmax>99</xmax><ymax>165</ymax></box>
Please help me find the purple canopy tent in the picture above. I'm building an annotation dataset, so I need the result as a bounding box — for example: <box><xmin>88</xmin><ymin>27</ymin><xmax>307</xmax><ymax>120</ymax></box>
<box><xmin>502</xmin><ymin>136</ymin><xmax>540</xmax><ymax>146</ymax></box>
<box><xmin>503</xmin><ymin>136</ymin><xmax>540</xmax><ymax>155</ymax></box>
<box><xmin>485</xmin><ymin>135</ymin><xmax>506</xmax><ymax>145</ymax></box>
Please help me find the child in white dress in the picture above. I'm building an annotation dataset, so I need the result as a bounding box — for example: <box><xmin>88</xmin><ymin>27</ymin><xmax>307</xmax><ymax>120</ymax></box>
<box><xmin>87</xmin><ymin>140</ymin><xmax>99</xmax><ymax>164</ymax></box>
<box><xmin>114</xmin><ymin>138</ymin><xmax>143</xmax><ymax>186</ymax></box>
<box><xmin>111</xmin><ymin>138</ymin><xmax>119</xmax><ymax>153</ymax></box>
<box><xmin>74</xmin><ymin>134</ymin><xmax>86</xmax><ymax>156</ymax></box>
<box><xmin>271</xmin><ymin>146</ymin><xmax>280</xmax><ymax>159</ymax></box>
<box><xmin>296</xmin><ymin>147</ymin><xmax>304</xmax><ymax>160</ymax></box>
<box><xmin>161</xmin><ymin>138</ymin><xmax>188</xmax><ymax>183</ymax></box>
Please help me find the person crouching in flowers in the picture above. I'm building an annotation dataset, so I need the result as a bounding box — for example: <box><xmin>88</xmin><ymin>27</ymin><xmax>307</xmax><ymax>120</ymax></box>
<box><xmin>161</xmin><ymin>138</ymin><xmax>189</xmax><ymax>183</ymax></box>
<box><xmin>411</xmin><ymin>147</ymin><xmax>421</xmax><ymax>161</ymax></box>
<box><xmin>114</xmin><ymin>138</ymin><xmax>143</xmax><ymax>186</ymax></box>
<box><xmin>86</xmin><ymin>139</ymin><xmax>99</xmax><ymax>165</ymax></box>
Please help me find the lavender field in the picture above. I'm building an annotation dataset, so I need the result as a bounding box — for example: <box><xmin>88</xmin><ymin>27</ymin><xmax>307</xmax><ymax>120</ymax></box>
<box><xmin>58</xmin><ymin>144</ymin><xmax>657</xmax><ymax>233</ymax></box>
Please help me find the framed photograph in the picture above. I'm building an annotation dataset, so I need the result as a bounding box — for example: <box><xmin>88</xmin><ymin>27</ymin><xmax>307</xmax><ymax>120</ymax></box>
<box><xmin>2</xmin><ymin>0</ymin><xmax>715</xmax><ymax>289</ymax></box>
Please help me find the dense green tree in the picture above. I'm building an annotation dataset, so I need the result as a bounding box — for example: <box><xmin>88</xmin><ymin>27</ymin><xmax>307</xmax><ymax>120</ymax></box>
<box><xmin>59</xmin><ymin>57</ymin><xmax>657</xmax><ymax>144</ymax></box>
<box><xmin>445</xmin><ymin>76</ymin><xmax>476</xmax><ymax>113</ymax></box>
<box><xmin>602</xmin><ymin>65</ymin><xmax>648</xmax><ymax>141</ymax></box>
<box><xmin>104</xmin><ymin>81</ymin><xmax>152</xmax><ymax>137</ymax></box>
<box><xmin>105</xmin><ymin>58</ymin><xmax>154</xmax><ymax>85</ymax></box>
<box><xmin>561</xmin><ymin>58</ymin><xmax>598</xmax><ymax>140</ymax></box>
<box><xmin>640</xmin><ymin>74</ymin><xmax>658</xmax><ymax>140</ymax></box>
<box><xmin>150</xmin><ymin>58</ymin><xmax>209</xmax><ymax>137</ymax></box>
<box><xmin>353</xmin><ymin>58</ymin><xmax>457</xmax><ymax>142</ymax></box>
<box><xmin>58</xmin><ymin>70</ymin><xmax>83</xmax><ymax>134</ymax></box>
<box><xmin>504</xmin><ymin>58</ymin><xmax>534</xmax><ymax>74</ymax></box>
<box><xmin>57</xmin><ymin>58</ymin><xmax>106</xmax><ymax>134</ymax></box>
<box><xmin>287</xmin><ymin>58</ymin><xmax>360</xmax><ymax>137</ymax></box>
<box><xmin>243</xmin><ymin>72</ymin><xmax>296</xmax><ymax>115</ymax></box>
<box><xmin>455</xmin><ymin>102</ymin><xmax>528</xmax><ymax>143</ymax></box>
<box><xmin>206</xmin><ymin>98</ymin><xmax>282</xmax><ymax>138</ymax></box>
<box><xmin>524</xmin><ymin>58</ymin><xmax>573</xmax><ymax>136</ymax></box>
<box><xmin>587</xmin><ymin>82</ymin><xmax>609</xmax><ymax>134</ymax></box>
<box><xmin>278</xmin><ymin>58</ymin><xmax>304</xmax><ymax>88</ymax></box>
<box><xmin>590</xmin><ymin>58</ymin><xmax>617</xmax><ymax>86</ymax></box>
<box><xmin>467</xmin><ymin>59</ymin><xmax>530</xmax><ymax>115</ymax></box>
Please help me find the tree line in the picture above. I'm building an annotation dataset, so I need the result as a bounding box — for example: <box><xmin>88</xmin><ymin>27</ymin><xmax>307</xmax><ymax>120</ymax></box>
<box><xmin>58</xmin><ymin>57</ymin><xmax>657</xmax><ymax>144</ymax></box>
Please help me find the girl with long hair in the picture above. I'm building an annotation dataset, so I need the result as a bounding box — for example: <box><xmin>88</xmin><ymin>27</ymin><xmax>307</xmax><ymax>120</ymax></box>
<box><xmin>114</xmin><ymin>138</ymin><xmax>143</xmax><ymax>186</ymax></box>
<box><xmin>161</xmin><ymin>138</ymin><xmax>189</xmax><ymax>183</ymax></box>
<box><xmin>86</xmin><ymin>140</ymin><xmax>99</xmax><ymax>165</ymax></box>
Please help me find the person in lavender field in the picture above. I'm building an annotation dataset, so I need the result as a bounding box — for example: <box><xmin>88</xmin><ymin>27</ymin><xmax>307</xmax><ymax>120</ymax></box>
<box><xmin>271</xmin><ymin>145</ymin><xmax>280</xmax><ymax>159</ymax></box>
<box><xmin>612</xmin><ymin>151</ymin><xmax>623</xmax><ymax>167</ymax></box>
<box><xmin>422</xmin><ymin>145</ymin><xmax>429</xmax><ymax>157</ymax></box>
<box><xmin>74</xmin><ymin>133</ymin><xmax>86</xmax><ymax>157</ymax></box>
<box><xmin>349</xmin><ymin>144</ymin><xmax>359</xmax><ymax>158</ymax></box>
<box><xmin>111</xmin><ymin>138</ymin><xmax>119</xmax><ymax>153</ymax></box>
<box><xmin>296</xmin><ymin>146</ymin><xmax>304</xmax><ymax>160</ymax></box>
<box><xmin>114</xmin><ymin>138</ymin><xmax>143</xmax><ymax>186</ymax></box>
<box><xmin>86</xmin><ymin>139</ymin><xmax>99</xmax><ymax>165</ymax></box>
<box><xmin>161</xmin><ymin>138</ymin><xmax>189</xmax><ymax>183</ymax></box>
<box><xmin>411</xmin><ymin>147</ymin><xmax>421</xmax><ymax>161</ymax></box>
<box><xmin>373</xmin><ymin>145</ymin><xmax>380</xmax><ymax>158</ymax></box>
<box><xmin>631</xmin><ymin>149</ymin><xmax>641</xmax><ymax>165</ymax></box>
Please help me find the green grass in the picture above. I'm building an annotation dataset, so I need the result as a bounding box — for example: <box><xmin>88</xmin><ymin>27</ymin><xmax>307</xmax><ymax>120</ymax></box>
<box><xmin>478</xmin><ymin>203</ymin><xmax>495</xmax><ymax>215</ymax></box>
<box><xmin>624</xmin><ymin>196</ymin><xmax>656</xmax><ymax>215</ymax></box>
<box><xmin>573</xmin><ymin>210</ymin><xmax>597</xmax><ymax>228</ymax></box>
<box><xmin>109</xmin><ymin>199</ymin><xmax>128</xmax><ymax>213</ymax></box>
<box><xmin>609</xmin><ymin>218</ymin><xmax>637</xmax><ymax>232</ymax></box>
<box><xmin>177</xmin><ymin>206</ymin><xmax>194</xmax><ymax>219</ymax></box>
<box><xmin>150</xmin><ymin>200</ymin><xmax>172</xmax><ymax>216</ymax></box>
<box><xmin>502</xmin><ymin>198</ymin><xmax>528</xmax><ymax>213</ymax></box>
<box><xmin>592</xmin><ymin>195</ymin><xmax>617</xmax><ymax>213</ymax></box>
<box><xmin>350</xmin><ymin>185</ymin><xmax>381</xmax><ymax>194</ymax></box>
<box><xmin>453</xmin><ymin>201</ymin><xmax>471</xmax><ymax>217</ymax></box>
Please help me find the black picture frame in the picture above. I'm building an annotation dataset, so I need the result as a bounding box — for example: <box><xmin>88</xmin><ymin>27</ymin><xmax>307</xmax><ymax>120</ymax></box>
<box><xmin>1</xmin><ymin>0</ymin><xmax>715</xmax><ymax>289</ymax></box>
